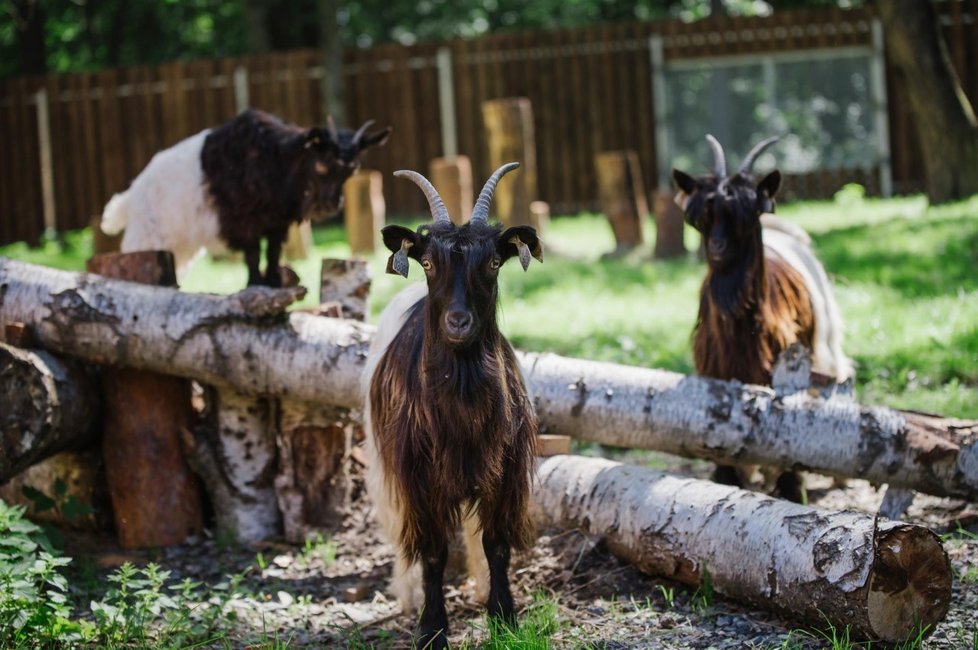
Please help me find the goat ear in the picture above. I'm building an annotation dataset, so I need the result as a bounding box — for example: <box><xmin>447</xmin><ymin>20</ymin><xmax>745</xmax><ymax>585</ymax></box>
<box><xmin>381</xmin><ymin>225</ymin><xmax>422</xmax><ymax>278</ymax></box>
<box><xmin>757</xmin><ymin>170</ymin><xmax>782</xmax><ymax>213</ymax></box>
<box><xmin>498</xmin><ymin>226</ymin><xmax>542</xmax><ymax>271</ymax></box>
<box><xmin>358</xmin><ymin>126</ymin><xmax>392</xmax><ymax>150</ymax></box>
<box><xmin>304</xmin><ymin>127</ymin><xmax>333</xmax><ymax>150</ymax></box>
<box><xmin>672</xmin><ymin>169</ymin><xmax>697</xmax><ymax>212</ymax></box>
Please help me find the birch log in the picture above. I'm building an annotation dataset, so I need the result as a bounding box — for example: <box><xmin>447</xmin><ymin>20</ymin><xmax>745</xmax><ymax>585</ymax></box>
<box><xmin>533</xmin><ymin>455</ymin><xmax>952</xmax><ymax>643</ymax></box>
<box><xmin>2</xmin><ymin>259</ymin><xmax>977</xmax><ymax>501</ymax></box>
<box><xmin>0</xmin><ymin>342</ymin><xmax>99</xmax><ymax>481</ymax></box>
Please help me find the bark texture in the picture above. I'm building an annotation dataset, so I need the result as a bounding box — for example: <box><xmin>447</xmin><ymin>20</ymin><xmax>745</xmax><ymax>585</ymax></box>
<box><xmin>3</xmin><ymin>259</ymin><xmax>977</xmax><ymax>501</ymax></box>
<box><xmin>878</xmin><ymin>0</ymin><xmax>978</xmax><ymax>202</ymax></box>
<box><xmin>0</xmin><ymin>342</ymin><xmax>99</xmax><ymax>481</ymax></box>
<box><xmin>533</xmin><ymin>455</ymin><xmax>952</xmax><ymax>644</ymax></box>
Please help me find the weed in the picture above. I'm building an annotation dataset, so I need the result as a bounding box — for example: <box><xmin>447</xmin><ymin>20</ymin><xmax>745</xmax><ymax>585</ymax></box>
<box><xmin>657</xmin><ymin>584</ymin><xmax>675</xmax><ymax>608</ymax></box>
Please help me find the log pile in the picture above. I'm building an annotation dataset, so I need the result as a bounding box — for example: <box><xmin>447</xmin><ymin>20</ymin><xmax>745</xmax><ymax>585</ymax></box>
<box><xmin>0</xmin><ymin>257</ymin><xmax>970</xmax><ymax>642</ymax></box>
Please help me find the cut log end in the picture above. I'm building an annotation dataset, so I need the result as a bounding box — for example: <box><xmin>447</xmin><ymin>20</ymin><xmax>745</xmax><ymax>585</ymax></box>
<box><xmin>866</xmin><ymin>525</ymin><xmax>952</xmax><ymax>642</ymax></box>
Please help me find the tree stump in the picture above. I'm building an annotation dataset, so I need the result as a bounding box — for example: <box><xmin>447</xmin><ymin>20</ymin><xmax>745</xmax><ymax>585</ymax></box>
<box><xmin>90</xmin><ymin>215</ymin><xmax>122</xmax><ymax>255</ymax></box>
<box><xmin>530</xmin><ymin>200</ymin><xmax>551</xmax><ymax>234</ymax></box>
<box><xmin>343</xmin><ymin>170</ymin><xmax>385</xmax><ymax>254</ymax></box>
<box><xmin>0</xmin><ymin>342</ymin><xmax>99</xmax><ymax>481</ymax></box>
<box><xmin>86</xmin><ymin>250</ymin><xmax>205</xmax><ymax>548</ymax></box>
<box><xmin>481</xmin><ymin>98</ymin><xmax>538</xmax><ymax>227</ymax></box>
<box><xmin>595</xmin><ymin>150</ymin><xmax>648</xmax><ymax>255</ymax></box>
<box><xmin>429</xmin><ymin>156</ymin><xmax>474</xmax><ymax>225</ymax></box>
<box><xmin>319</xmin><ymin>258</ymin><xmax>371</xmax><ymax>321</ymax></box>
<box><xmin>652</xmin><ymin>188</ymin><xmax>687</xmax><ymax>259</ymax></box>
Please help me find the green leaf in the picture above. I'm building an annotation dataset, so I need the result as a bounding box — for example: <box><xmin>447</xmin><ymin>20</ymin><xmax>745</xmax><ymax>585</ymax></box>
<box><xmin>53</xmin><ymin>478</ymin><xmax>68</xmax><ymax>497</ymax></box>
<box><xmin>20</xmin><ymin>486</ymin><xmax>56</xmax><ymax>514</ymax></box>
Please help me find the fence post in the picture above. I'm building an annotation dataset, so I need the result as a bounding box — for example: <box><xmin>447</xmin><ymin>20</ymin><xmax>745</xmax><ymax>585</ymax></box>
<box><xmin>233</xmin><ymin>66</ymin><xmax>250</xmax><ymax>114</ymax></box>
<box><xmin>34</xmin><ymin>88</ymin><xmax>57</xmax><ymax>238</ymax></box>
<box><xmin>870</xmin><ymin>18</ymin><xmax>893</xmax><ymax>198</ymax></box>
<box><xmin>437</xmin><ymin>47</ymin><xmax>458</xmax><ymax>159</ymax></box>
<box><xmin>648</xmin><ymin>35</ymin><xmax>670</xmax><ymax>191</ymax></box>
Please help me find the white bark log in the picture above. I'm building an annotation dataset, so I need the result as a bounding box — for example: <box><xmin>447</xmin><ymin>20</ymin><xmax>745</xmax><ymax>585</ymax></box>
<box><xmin>532</xmin><ymin>455</ymin><xmax>952</xmax><ymax>644</ymax></box>
<box><xmin>3</xmin><ymin>259</ymin><xmax>976</xmax><ymax>501</ymax></box>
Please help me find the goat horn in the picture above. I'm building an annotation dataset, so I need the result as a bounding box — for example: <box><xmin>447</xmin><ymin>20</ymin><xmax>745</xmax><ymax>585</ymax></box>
<box><xmin>705</xmin><ymin>134</ymin><xmax>726</xmax><ymax>178</ymax></box>
<box><xmin>471</xmin><ymin>162</ymin><xmax>520</xmax><ymax>223</ymax></box>
<box><xmin>739</xmin><ymin>136</ymin><xmax>780</xmax><ymax>175</ymax></box>
<box><xmin>394</xmin><ymin>170</ymin><xmax>451</xmax><ymax>224</ymax></box>
<box><xmin>353</xmin><ymin>119</ymin><xmax>375</xmax><ymax>146</ymax></box>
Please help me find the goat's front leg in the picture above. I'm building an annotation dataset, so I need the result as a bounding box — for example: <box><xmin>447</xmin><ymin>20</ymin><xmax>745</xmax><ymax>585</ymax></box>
<box><xmin>482</xmin><ymin>531</ymin><xmax>516</xmax><ymax>627</ymax></box>
<box><xmin>416</xmin><ymin>540</ymin><xmax>450</xmax><ymax>650</ymax></box>
<box><xmin>262</xmin><ymin>226</ymin><xmax>287</xmax><ymax>288</ymax></box>
<box><xmin>243</xmin><ymin>242</ymin><xmax>263</xmax><ymax>287</ymax></box>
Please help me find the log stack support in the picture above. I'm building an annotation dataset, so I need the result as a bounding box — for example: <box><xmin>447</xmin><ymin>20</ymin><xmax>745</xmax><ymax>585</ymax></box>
<box><xmin>86</xmin><ymin>251</ymin><xmax>205</xmax><ymax>548</ymax></box>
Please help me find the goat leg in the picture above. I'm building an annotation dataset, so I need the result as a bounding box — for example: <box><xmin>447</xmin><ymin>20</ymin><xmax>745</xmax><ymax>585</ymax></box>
<box><xmin>482</xmin><ymin>532</ymin><xmax>516</xmax><ymax>627</ymax></box>
<box><xmin>417</xmin><ymin>542</ymin><xmax>449</xmax><ymax>650</ymax></box>
<box><xmin>262</xmin><ymin>227</ymin><xmax>287</xmax><ymax>288</ymax></box>
<box><xmin>243</xmin><ymin>243</ymin><xmax>263</xmax><ymax>287</ymax></box>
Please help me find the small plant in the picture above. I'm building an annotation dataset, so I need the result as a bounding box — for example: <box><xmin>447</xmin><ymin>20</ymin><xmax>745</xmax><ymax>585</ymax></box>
<box><xmin>297</xmin><ymin>533</ymin><xmax>337</xmax><ymax>569</ymax></box>
<box><xmin>0</xmin><ymin>501</ymin><xmax>80</xmax><ymax>646</ymax></box>
<box><xmin>256</xmin><ymin>551</ymin><xmax>268</xmax><ymax>571</ymax></box>
<box><xmin>482</xmin><ymin>593</ymin><xmax>559</xmax><ymax>650</ymax></box>
<box><xmin>690</xmin><ymin>566</ymin><xmax>714</xmax><ymax>613</ymax></box>
<box><xmin>20</xmin><ymin>479</ymin><xmax>96</xmax><ymax>548</ymax></box>
<box><xmin>657</xmin><ymin>584</ymin><xmax>675</xmax><ymax>608</ymax></box>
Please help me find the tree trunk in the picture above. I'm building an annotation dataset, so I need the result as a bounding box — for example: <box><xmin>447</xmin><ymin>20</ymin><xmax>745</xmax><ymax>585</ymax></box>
<box><xmin>319</xmin><ymin>258</ymin><xmax>370</xmax><ymax>321</ymax></box>
<box><xmin>3</xmin><ymin>258</ymin><xmax>977</xmax><ymax>501</ymax></box>
<box><xmin>879</xmin><ymin>0</ymin><xmax>978</xmax><ymax>203</ymax></box>
<box><xmin>533</xmin><ymin>455</ymin><xmax>952</xmax><ymax>644</ymax></box>
<box><xmin>0</xmin><ymin>342</ymin><xmax>98</xmax><ymax>482</ymax></box>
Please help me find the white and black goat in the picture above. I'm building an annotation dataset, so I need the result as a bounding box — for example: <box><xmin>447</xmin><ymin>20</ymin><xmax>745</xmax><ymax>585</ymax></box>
<box><xmin>673</xmin><ymin>135</ymin><xmax>853</xmax><ymax>501</ymax></box>
<box><xmin>362</xmin><ymin>163</ymin><xmax>542</xmax><ymax>649</ymax></box>
<box><xmin>100</xmin><ymin>109</ymin><xmax>390</xmax><ymax>286</ymax></box>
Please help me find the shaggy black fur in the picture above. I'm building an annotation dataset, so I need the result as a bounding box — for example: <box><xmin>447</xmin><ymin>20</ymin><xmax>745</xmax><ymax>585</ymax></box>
<box><xmin>200</xmin><ymin>109</ymin><xmax>390</xmax><ymax>286</ymax></box>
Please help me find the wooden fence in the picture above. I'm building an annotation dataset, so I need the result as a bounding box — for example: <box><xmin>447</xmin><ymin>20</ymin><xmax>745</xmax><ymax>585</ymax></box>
<box><xmin>1</xmin><ymin>2</ymin><xmax>977</xmax><ymax>247</ymax></box>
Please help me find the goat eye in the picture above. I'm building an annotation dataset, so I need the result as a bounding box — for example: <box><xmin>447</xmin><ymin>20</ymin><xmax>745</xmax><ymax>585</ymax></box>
<box><xmin>488</xmin><ymin>258</ymin><xmax>500</xmax><ymax>271</ymax></box>
<box><xmin>421</xmin><ymin>259</ymin><xmax>433</xmax><ymax>271</ymax></box>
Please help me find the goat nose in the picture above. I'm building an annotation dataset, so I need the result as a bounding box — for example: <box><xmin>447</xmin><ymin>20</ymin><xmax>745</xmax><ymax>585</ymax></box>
<box><xmin>445</xmin><ymin>310</ymin><xmax>473</xmax><ymax>334</ymax></box>
<box><xmin>708</xmin><ymin>238</ymin><xmax>727</xmax><ymax>254</ymax></box>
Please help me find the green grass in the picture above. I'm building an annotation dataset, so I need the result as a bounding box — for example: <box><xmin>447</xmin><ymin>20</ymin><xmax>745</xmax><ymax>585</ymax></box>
<box><xmin>2</xmin><ymin>193</ymin><xmax>977</xmax><ymax>418</ymax></box>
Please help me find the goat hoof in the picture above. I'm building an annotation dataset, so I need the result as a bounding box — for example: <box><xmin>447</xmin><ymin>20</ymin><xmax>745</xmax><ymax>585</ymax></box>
<box><xmin>416</xmin><ymin>629</ymin><xmax>449</xmax><ymax>650</ymax></box>
<box><xmin>774</xmin><ymin>471</ymin><xmax>805</xmax><ymax>503</ymax></box>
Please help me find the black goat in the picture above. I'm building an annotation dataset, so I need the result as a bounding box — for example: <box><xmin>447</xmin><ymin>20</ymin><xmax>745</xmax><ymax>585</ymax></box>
<box><xmin>362</xmin><ymin>163</ymin><xmax>542</xmax><ymax>649</ymax></box>
<box><xmin>101</xmin><ymin>109</ymin><xmax>390</xmax><ymax>286</ymax></box>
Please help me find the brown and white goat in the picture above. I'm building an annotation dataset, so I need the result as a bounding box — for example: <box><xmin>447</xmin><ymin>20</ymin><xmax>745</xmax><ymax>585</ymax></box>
<box><xmin>362</xmin><ymin>164</ymin><xmax>542</xmax><ymax>649</ymax></box>
<box><xmin>101</xmin><ymin>109</ymin><xmax>390</xmax><ymax>286</ymax></box>
<box><xmin>673</xmin><ymin>135</ymin><xmax>853</xmax><ymax>501</ymax></box>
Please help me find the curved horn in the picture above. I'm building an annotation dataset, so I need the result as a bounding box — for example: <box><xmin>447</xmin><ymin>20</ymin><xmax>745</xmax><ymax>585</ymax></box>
<box><xmin>705</xmin><ymin>134</ymin><xmax>726</xmax><ymax>178</ymax></box>
<box><xmin>471</xmin><ymin>162</ymin><xmax>520</xmax><ymax>223</ymax></box>
<box><xmin>352</xmin><ymin>119</ymin><xmax>375</xmax><ymax>146</ymax></box>
<box><xmin>739</xmin><ymin>136</ymin><xmax>780</xmax><ymax>175</ymax></box>
<box><xmin>394</xmin><ymin>170</ymin><xmax>450</xmax><ymax>224</ymax></box>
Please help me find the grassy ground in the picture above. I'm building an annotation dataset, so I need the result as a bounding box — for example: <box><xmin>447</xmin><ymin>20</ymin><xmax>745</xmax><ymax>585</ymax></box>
<box><xmin>3</xmin><ymin>192</ymin><xmax>976</xmax><ymax>418</ymax></box>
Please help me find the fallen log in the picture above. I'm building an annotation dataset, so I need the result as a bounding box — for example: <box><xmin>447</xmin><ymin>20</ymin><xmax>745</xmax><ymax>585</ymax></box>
<box><xmin>532</xmin><ymin>455</ymin><xmax>952</xmax><ymax>644</ymax></box>
<box><xmin>2</xmin><ymin>258</ymin><xmax>976</xmax><ymax>501</ymax></box>
<box><xmin>0</xmin><ymin>341</ymin><xmax>99</xmax><ymax>481</ymax></box>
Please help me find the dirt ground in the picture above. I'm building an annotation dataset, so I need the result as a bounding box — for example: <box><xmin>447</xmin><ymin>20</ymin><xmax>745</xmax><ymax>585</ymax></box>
<box><xmin>70</xmin><ymin>454</ymin><xmax>978</xmax><ymax>649</ymax></box>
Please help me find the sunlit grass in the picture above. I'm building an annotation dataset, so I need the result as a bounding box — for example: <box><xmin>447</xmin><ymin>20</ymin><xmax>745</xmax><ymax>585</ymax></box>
<box><xmin>2</xmin><ymin>193</ymin><xmax>976</xmax><ymax>418</ymax></box>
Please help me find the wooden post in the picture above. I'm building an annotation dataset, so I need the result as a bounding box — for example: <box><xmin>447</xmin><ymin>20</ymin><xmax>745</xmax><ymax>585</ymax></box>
<box><xmin>429</xmin><ymin>156</ymin><xmax>474</xmax><ymax>225</ymax></box>
<box><xmin>530</xmin><ymin>200</ymin><xmax>551</xmax><ymax>234</ymax></box>
<box><xmin>86</xmin><ymin>250</ymin><xmax>205</xmax><ymax>548</ymax></box>
<box><xmin>283</xmin><ymin>221</ymin><xmax>313</xmax><ymax>261</ymax></box>
<box><xmin>595</xmin><ymin>150</ymin><xmax>648</xmax><ymax>255</ymax></box>
<box><xmin>652</xmin><ymin>188</ymin><xmax>687</xmax><ymax>259</ymax></box>
<box><xmin>90</xmin><ymin>215</ymin><xmax>121</xmax><ymax>255</ymax></box>
<box><xmin>481</xmin><ymin>98</ymin><xmax>538</xmax><ymax>227</ymax></box>
<box><xmin>343</xmin><ymin>170</ymin><xmax>385</xmax><ymax>254</ymax></box>
<box><xmin>276</xmin><ymin>258</ymin><xmax>369</xmax><ymax>542</ymax></box>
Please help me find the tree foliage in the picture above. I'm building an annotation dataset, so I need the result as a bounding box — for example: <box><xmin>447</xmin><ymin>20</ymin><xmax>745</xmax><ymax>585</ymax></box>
<box><xmin>0</xmin><ymin>0</ymin><xmax>863</xmax><ymax>78</ymax></box>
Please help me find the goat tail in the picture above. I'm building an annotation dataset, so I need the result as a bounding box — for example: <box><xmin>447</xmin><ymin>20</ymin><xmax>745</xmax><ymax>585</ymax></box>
<box><xmin>100</xmin><ymin>191</ymin><xmax>131</xmax><ymax>235</ymax></box>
